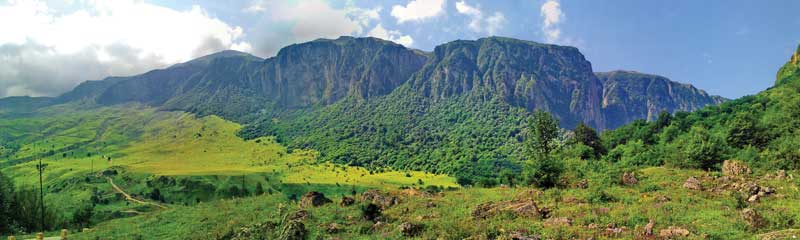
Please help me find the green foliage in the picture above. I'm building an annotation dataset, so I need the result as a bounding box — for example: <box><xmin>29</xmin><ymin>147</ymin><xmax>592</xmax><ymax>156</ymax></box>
<box><xmin>572</xmin><ymin>122</ymin><xmax>604</xmax><ymax>159</ymax></box>
<box><xmin>522</xmin><ymin>111</ymin><xmax>563</xmax><ymax>188</ymax></box>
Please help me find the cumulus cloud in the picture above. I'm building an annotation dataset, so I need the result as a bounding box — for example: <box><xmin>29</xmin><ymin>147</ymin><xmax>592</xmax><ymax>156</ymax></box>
<box><xmin>0</xmin><ymin>0</ymin><xmax>251</xmax><ymax>97</ymax></box>
<box><xmin>246</xmin><ymin>1</ymin><xmax>415</xmax><ymax>56</ymax></box>
<box><xmin>455</xmin><ymin>1</ymin><xmax>506</xmax><ymax>35</ymax></box>
<box><xmin>391</xmin><ymin>0</ymin><xmax>446</xmax><ymax>23</ymax></box>
<box><xmin>368</xmin><ymin>24</ymin><xmax>414</xmax><ymax>46</ymax></box>
<box><xmin>540</xmin><ymin>0</ymin><xmax>563</xmax><ymax>43</ymax></box>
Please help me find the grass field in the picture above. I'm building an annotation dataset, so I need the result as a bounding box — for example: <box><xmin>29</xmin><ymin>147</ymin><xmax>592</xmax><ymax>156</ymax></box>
<box><xmin>61</xmin><ymin>166</ymin><xmax>800</xmax><ymax>239</ymax></box>
<box><xmin>0</xmin><ymin>105</ymin><xmax>456</xmax><ymax>236</ymax></box>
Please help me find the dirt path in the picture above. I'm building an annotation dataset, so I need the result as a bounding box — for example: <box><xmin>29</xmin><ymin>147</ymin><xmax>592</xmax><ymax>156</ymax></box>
<box><xmin>107</xmin><ymin>177</ymin><xmax>167</xmax><ymax>209</ymax></box>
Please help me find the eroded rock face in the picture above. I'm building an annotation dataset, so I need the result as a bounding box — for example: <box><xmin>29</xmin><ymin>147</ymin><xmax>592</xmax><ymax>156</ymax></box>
<box><xmin>683</xmin><ymin>177</ymin><xmax>704</xmax><ymax>191</ymax></box>
<box><xmin>299</xmin><ymin>192</ymin><xmax>332</xmax><ymax>208</ymax></box>
<box><xmin>722</xmin><ymin>160</ymin><xmax>752</xmax><ymax>177</ymax></box>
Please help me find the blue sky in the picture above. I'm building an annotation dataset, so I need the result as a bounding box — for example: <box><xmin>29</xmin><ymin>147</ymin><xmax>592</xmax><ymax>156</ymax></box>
<box><xmin>1</xmin><ymin>0</ymin><xmax>799</xmax><ymax>98</ymax></box>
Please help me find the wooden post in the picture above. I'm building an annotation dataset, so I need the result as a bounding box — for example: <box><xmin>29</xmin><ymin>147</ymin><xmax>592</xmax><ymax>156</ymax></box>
<box><xmin>8</xmin><ymin>235</ymin><xmax>16</xmax><ymax>240</ymax></box>
<box><xmin>61</xmin><ymin>229</ymin><xmax>68</xmax><ymax>240</ymax></box>
<box><xmin>36</xmin><ymin>232</ymin><xmax>43</xmax><ymax>240</ymax></box>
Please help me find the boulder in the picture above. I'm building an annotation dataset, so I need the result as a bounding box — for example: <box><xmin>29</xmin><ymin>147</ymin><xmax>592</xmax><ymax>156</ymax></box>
<box><xmin>574</xmin><ymin>179</ymin><xmax>589</xmax><ymax>189</ymax></box>
<box><xmin>299</xmin><ymin>192</ymin><xmax>332</xmax><ymax>208</ymax></box>
<box><xmin>340</xmin><ymin>196</ymin><xmax>355</xmax><ymax>207</ymax></box>
<box><xmin>472</xmin><ymin>199</ymin><xmax>548</xmax><ymax>220</ymax></box>
<box><xmin>659</xmin><ymin>226</ymin><xmax>690</xmax><ymax>238</ymax></box>
<box><xmin>622</xmin><ymin>172</ymin><xmax>638</xmax><ymax>186</ymax></box>
<box><xmin>399</xmin><ymin>222</ymin><xmax>425</xmax><ymax>237</ymax></box>
<box><xmin>325</xmin><ymin>223</ymin><xmax>341</xmax><ymax>234</ymax></box>
<box><xmin>544</xmin><ymin>217</ymin><xmax>573</xmax><ymax>227</ymax></box>
<box><xmin>722</xmin><ymin>160</ymin><xmax>751</xmax><ymax>176</ymax></box>
<box><xmin>682</xmin><ymin>177</ymin><xmax>703</xmax><ymax>191</ymax></box>
<box><xmin>279</xmin><ymin>220</ymin><xmax>306</xmax><ymax>240</ymax></box>
<box><xmin>741</xmin><ymin>208</ymin><xmax>766</xmax><ymax>229</ymax></box>
<box><xmin>361</xmin><ymin>190</ymin><xmax>398</xmax><ymax>209</ymax></box>
<box><xmin>644</xmin><ymin>219</ymin><xmax>655</xmax><ymax>236</ymax></box>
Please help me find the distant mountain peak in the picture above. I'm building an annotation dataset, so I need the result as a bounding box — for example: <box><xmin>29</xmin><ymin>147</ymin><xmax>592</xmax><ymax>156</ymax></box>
<box><xmin>171</xmin><ymin>50</ymin><xmax>263</xmax><ymax>69</ymax></box>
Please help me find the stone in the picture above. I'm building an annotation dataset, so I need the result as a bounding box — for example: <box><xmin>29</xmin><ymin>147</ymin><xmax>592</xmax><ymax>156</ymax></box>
<box><xmin>659</xmin><ymin>226</ymin><xmax>690</xmax><ymax>238</ymax></box>
<box><xmin>682</xmin><ymin>177</ymin><xmax>703</xmax><ymax>191</ymax></box>
<box><xmin>741</xmin><ymin>208</ymin><xmax>766</xmax><ymax>229</ymax></box>
<box><xmin>279</xmin><ymin>220</ymin><xmax>306</xmax><ymax>240</ymax></box>
<box><xmin>361</xmin><ymin>190</ymin><xmax>398</xmax><ymax>209</ymax></box>
<box><xmin>340</xmin><ymin>196</ymin><xmax>355</xmax><ymax>207</ymax></box>
<box><xmin>644</xmin><ymin>219</ymin><xmax>655</xmax><ymax>236</ymax></box>
<box><xmin>747</xmin><ymin>194</ymin><xmax>759</xmax><ymax>203</ymax></box>
<box><xmin>286</xmin><ymin>210</ymin><xmax>309</xmax><ymax>221</ymax></box>
<box><xmin>575</xmin><ymin>179</ymin><xmax>589</xmax><ymax>189</ymax></box>
<box><xmin>399</xmin><ymin>222</ymin><xmax>425</xmax><ymax>237</ymax></box>
<box><xmin>722</xmin><ymin>160</ymin><xmax>751</xmax><ymax>176</ymax></box>
<box><xmin>544</xmin><ymin>217</ymin><xmax>573</xmax><ymax>227</ymax></box>
<box><xmin>299</xmin><ymin>191</ymin><xmax>332</xmax><ymax>208</ymax></box>
<box><xmin>472</xmin><ymin>200</ymin><xmax>548</xmax><ymax>220</ymax></box>
<box><xmin>326</xmin><ymin>223</ymin><xmax>342</xmax><ymax>234</ymax></box>
<box><xmin>622</xmin><ymin>172</ymin><xmax>638</xmax><ymax>186</ymax></box>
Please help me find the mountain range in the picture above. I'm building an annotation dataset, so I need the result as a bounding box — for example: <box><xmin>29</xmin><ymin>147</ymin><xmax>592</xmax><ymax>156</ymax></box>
<box><xmin>0</xmin><ymin>36</ymin><xmax>726</xmax><ymax>179</ymax></box>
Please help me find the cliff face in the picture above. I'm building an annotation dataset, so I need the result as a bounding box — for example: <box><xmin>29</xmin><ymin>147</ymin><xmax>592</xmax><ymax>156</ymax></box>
<box><xmin>411</xmin><ymin>37</ymin><xmax>605</xmax><ymax>128</ymax></box>
<box><xmin>597</xmin><ymin>71</ymin><xmax>727</xmax><ymax>129</ymax></box>
<box><xmin>259</xmin><ymin>36</ymin><xmax>428</xmax><ymax>108</ymax></box>
<box><xmin>42</xmin><ymin>36</ymin><xmax>725</xmax><ymax>129</ymax></box>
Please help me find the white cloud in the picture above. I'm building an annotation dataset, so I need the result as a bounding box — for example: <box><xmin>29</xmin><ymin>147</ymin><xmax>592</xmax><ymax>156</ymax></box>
<box><xmin>540</xmin><ymin>0</ymin><xmax>563</xmax><ymax>43</ymax></box>
<box><xmin>368</xmin><ymin>24</ymin><xmax>414</xmax><ymax>47</ymax></box>
<box><xmin>391</xmin><ymin>0</ymin><xmax>446</xmax><ymax>23</ymax></box>
<box><xmin>0</xmin><ymin>0</ymin><xmax>252</xmax><ymax>97</ymax></box>
<box><xmin>246</xmin><ymin>0</ymin><xmax>387</xmax><ymax>56</ymax></box>
<box><xmin>455</xmin><ymin>1</ymin><xmax>506</xmax><ymax>35</ymax></box>
<box><xmin>245</xmin><ymin>1</ymin><xmax>416</xmax><ymax>53</ymax></box>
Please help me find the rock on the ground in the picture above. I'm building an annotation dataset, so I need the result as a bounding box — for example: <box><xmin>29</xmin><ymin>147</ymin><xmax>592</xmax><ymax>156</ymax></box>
<box><xmin>659</xmin><ymin>226</ymin><xmax>690</xmax><ymax>238</ymax></box>
<box><xmin>683</xmin><ymin>177</ymin><xmax>704</xmax><ymax>191</ymax></box>
<box><xmin>622</xmin><ymin>172</ymin><xmax>638</xmax><ymax>186</ymax></box>
<box><xmin>644</xmin><ymin>219</ymin><xmax>655</xmax><ymax>236</ymax></box>
<box><xmin>340</xmin><ymin>196</ymin><xmax>355</xmax><ymax>207</ymax></box>
<box><xmin>361</xmin><ymin>190</ymin><xmax>398</xmax><ymax>209</ymax></box>
<box><xmin>472</xmin><ymin>200</ymin><xmax>548</xmax><ymax>220</ymax></box>
<box><xmin>399</xmin><ymin>222</ymin><xmax>425</xmax><ymax>237</ymax></box>
<box><xmin>741</xmin><ymin>208</ymin><xmax>766</xmax><ymax>229</ymax></box>
<box><xmin>299</xmin><ymin>192</ymin><xmax>332</xmax><ymax>208</ymax></box>
<box><xmin>544</xmin><ymin>217</ymin><xmax>573</xmax><ymax>227</ymax></box>
<box><xmin>575</xmin><ymin>179</ymin><xmax>589</xmax><ymax>189</ymax></box>
<box><xmin>722</xmin><ymin>160</ymin><xmax>751</xmax><ymax>176</ymax></box>
<box><xmin>279</xmin><ymin>220</ymin><xmax>306</xmax><ymax>240</ymax></box>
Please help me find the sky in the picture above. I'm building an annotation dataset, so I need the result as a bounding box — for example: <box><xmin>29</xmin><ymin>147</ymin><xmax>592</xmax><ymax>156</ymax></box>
<box><xmin>1</xmin><ymin>0</ymin><xmax>799</xmax><ymax>99</ymax></box>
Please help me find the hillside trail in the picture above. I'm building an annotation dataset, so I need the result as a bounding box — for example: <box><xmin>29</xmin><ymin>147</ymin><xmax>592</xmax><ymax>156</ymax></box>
<box><xmin>107</xmin><ymin>177</ymin><xmax>167</xmax><ymax>209</ymax></box>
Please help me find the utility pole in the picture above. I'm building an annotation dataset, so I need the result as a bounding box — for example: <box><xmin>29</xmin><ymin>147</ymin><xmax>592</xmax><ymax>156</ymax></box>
<box><xmin>35</xmin><ymin>145</ymin><xmax>47</xmax><ymax>231</ymax></box>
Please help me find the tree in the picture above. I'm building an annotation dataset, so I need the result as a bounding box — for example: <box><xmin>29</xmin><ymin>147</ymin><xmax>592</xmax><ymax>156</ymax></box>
<box><xmin>72</xmin><ymin>203</ymin><xmax>93</xmax><ymax>228</ymax></box>
<box><xmin>523</xmin><ymin>111</ymin><xmax>563</xmax><ymax>188</ymax></box>
<box><xmin>727</xmin><ymin>111</ymin><xmax>766</xmax><ymax>148</ymax></box>
<box><xmin>0</xmin><ymin>172</ymin><xmax>14</xmax><ymax>234</ymax></box>
<box><xmin>573</xmin><ymin>122</ymin><xmax>605</xmax><ymax>159</ymax></box>
<box><xmin>527</xmin><ymin>110</ymin><xmax>560</xmax><ymax>160</ymax></box>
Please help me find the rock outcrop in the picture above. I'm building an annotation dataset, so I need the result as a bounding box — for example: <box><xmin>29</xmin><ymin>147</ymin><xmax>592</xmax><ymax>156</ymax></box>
<box><xmin>299</xmin><ymin>192</ymin><xmax>332</xmax><ymax>208</ymax></box>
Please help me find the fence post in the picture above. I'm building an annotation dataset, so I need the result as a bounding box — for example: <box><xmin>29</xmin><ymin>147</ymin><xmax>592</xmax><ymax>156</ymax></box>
<box><xmin>61</xmin><ymin>229</ymin><xmax>68</xmax><ymax>240</ymax></box>
<box><xmin>8</xmin><ymin>235</ymin><xmax>16</xmax><ymax>240</ymax></box>
<box><xmin>36</xmin><ymin>232</ymin><xmax>43</xmax><ymax>240</ymax></box>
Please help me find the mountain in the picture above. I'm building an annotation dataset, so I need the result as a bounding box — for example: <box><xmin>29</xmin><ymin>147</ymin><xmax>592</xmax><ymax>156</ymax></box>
<box><xmin>410</xmin><ymin>37</ymin><xmax>605</xmax><ymax>129</ymax></box>
<box><xmin>602</xmin><ymin>44</ymin><xmax>800</xmax><ymax>170</ymax></box>
<box><xmin>0</xmin><ymin>36</ymin><xmax>727</xmax><ymax>180</ymax></box>
<box><xmin>597</xmin><ymin>70</ymin><xmax>727</xmax><ymax>129</ymax></box>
